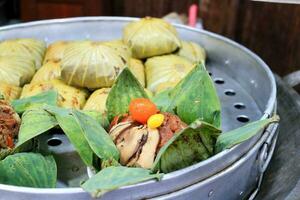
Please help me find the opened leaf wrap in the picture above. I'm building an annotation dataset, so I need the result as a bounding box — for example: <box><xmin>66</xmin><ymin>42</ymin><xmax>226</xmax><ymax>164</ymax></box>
<box><xmin>145</xmin><ymin>55</ymin><xmax>193</xmax><ymax>93</ymax></box>
<box><xmin>153</xmin><ymin>62</ymin><xmax>221</xmax><ymax>128</ymax></box>
<box><xmin>0</xmin><ymin>56</ymin><xmax>35</xmax><ymax>87</ymax></box>
<box><xmin>82</xmin><ymin>166</ymin><xmax>163</xmax><ymax>198</ymax></box>
<box><xmin>0</xmin><ymin>153</ymin><xmax>57</xmax><ymax>188</ymax></box>
<box><xmin>61</xmin><ymin>41</ymin><xmax>128</xmax><ymax>88</ymax></box>
<box><xmin>0</xmin><ymin>38</ymin><xmax>46</xmax><ymax>69</ymax></box>
<box><xmin>152</xmin><ymin>119</ymin><xmax>221</xmax><ymax>173</ymax></box>
<box><xmin>12</xmin><ymin>90</ymin><xmax>58</xmax><ymax>114</ymax></box>
<box><xmin>216</xmin><ymin>115</ymin><xmax>280</xmax><ymax>153</ymax></box>
<box><xmin>123</xmin><ymin>17</ymin><xmax>181</xmax><ymax>59</ymax></box>
<box><xmin>16</xmin><ymin>108</ymin><xmax>58</xmax><ymax>147</ymax></box>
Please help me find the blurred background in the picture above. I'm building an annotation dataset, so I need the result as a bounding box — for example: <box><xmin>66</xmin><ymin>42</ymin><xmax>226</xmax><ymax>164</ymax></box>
<box><xmin>0</xmin><ymin>0</ymin><xmax>299</xmax><ymax>76</ymax></box>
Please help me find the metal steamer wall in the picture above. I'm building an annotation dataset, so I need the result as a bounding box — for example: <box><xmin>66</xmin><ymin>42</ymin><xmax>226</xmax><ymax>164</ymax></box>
<box><xmin>0</xmin><ymin>17</ymin><xmax>278</xmax><ymax>200</ymax></box>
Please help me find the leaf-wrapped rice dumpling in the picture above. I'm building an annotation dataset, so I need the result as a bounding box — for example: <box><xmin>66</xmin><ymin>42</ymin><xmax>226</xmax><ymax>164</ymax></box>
<box><xmin>0</xmin><ymin>83</ymin><xmax>22</xmax><ymax>101</ymax></box>
<box><xmin>0</xmin><ymin>38</ymin><xmax>46</xmax><ymax>69</ymax></box>
<box><xmin>43</xmin><ymin>41</ymin><xmax>70</xmax><ymax>64</ymax></box>
<box><xmin>30</xmin><ymin>61</ymin><xmax>61</xmax><ymax>84</ymax></box>
<box><xmin>103</xmin><ymin>40</ymin><xmax>132</xmax><ymax>62</ymax></box>
<box><xmin>129</xmin><ymin>58</ymin><xmax>145</xmax><ymax>87</ymax></box>
<box><xmin>145</xmin><ymin>55</ymin><xmax>194</xmax><ymax>93</ymax></box>
<box><xmin>83</xmin><ymin>88</ymin><xmax>110</xmax><ymax>114</ymax></box>
<box><xmin>0</xmin><ymin>56</ymin><xmax>35</xmax><ymax>87</ymax></box>
<box><xmin>123</xmin><ymin>17</ymin><xmax>181</xmax><ymax>59</ymax></box>
<box><xmin>61</xmin><ymin>41</ymin><xmax>128</xmax><ymax>88</ymax></box>
<box><xmin>177</xmin><ymin>41</ymin><xmax>206</xmax><ymax>63</ymax></box>
<box><xmin>21</xmin><ymin>79</ymin><xmax>88</xmax><ymax>109</ymax></box>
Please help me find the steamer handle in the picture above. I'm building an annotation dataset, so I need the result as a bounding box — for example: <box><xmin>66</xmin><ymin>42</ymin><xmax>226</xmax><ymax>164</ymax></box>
<box><xmin>248</xmin><ymin>121</ymin><xmax>279</xmax><ymax>200</ymax></box>
<box><xmin>283</xmin><ymin>70</ymin><xmax>300</xmax><ymax>88</ymax></box>
<box><xmin>258</xmin><ymin>122</ymin><xmax>279</xmax><ymax>173</ymax></box>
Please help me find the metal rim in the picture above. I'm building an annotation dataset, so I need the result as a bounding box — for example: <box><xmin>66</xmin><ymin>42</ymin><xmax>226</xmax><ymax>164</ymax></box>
<box><xmin>0</xmin><ymin>16</ymin><xmax>277</xmax><ymax>193</ymax></box>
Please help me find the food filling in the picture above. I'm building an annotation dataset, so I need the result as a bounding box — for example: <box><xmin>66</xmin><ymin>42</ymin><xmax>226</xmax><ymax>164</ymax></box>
<box><xmin>109</xmin><ymin>98</ymin><xmax>187</xmax><ymax>169</ymax></box>
<box><xmin>0</xmin><ymin>98</ymin><xmax>21</xmax><ymax>149</ymax></box>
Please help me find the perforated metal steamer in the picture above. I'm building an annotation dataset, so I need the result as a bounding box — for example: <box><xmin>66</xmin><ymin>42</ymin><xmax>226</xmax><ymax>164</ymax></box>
<box><xmin>0</xmin><ymin>17</ymin><xmax>278</xmax><ymax>200</ymax></box>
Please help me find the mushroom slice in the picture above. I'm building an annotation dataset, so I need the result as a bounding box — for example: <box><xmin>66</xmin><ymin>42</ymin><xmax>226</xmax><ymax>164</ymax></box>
<box><xmin>133</xmin><ymin>128</ymin><xmax>160</xmax><ymax>169</ymax></box>
<box><xmin>109</xmin><ymin>121</ymin><xmax>133</xmax><ymax>142</ymax></box>
<box><xmin>117</xmin><ymin>126</ymin><xmax>148</xmax><ymax>165</ymax></box>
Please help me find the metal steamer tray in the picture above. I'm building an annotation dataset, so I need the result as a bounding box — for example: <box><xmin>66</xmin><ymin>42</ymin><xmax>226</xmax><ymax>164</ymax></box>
<box><xmin>0</xmin><ymin>17</ymin><xmax>278</xmax><ymax>200</ymax></box>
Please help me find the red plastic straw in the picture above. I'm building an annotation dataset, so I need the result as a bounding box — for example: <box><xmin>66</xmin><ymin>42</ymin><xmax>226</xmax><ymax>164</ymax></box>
<box><xmin>188</xmin><ymin>4</ymin><xmax>198</xmax><ymax>27</ymax></box>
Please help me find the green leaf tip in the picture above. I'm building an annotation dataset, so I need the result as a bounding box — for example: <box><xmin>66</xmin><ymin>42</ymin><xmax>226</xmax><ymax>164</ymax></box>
<box><xmin>215</xmin><ymin>115</ymin><xmax>279</xmax><ymax>153</ymax></box>
<box><xmin>106</xmin><ymin>67</ymin><xmax>148</xmax><ymax>121</ymax></box>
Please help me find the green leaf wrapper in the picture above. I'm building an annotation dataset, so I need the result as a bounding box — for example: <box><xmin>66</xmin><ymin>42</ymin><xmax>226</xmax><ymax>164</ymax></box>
<box><xmin>82</xmin><ymin>110</ymin><xmax>110</xmax><ymax>130</ymax></box>
<box><xmin>11</xmin><ymin>90</ymin><xmax>58</xmax><ymax>113</ymax></box>
<box><xmin>0</xmin><ymin>140</ymin><xmax>34</xmax><ymax>160</ymax></box>
<box><xmin>106</xmin><ymin>67</ymin><xmax>148</xmax><ymax>121</ymax></box>
<box><xmin>71</xmin><ymin>110</ymin><xmax>119</xmax><ymax>162</ymax></box>
<box><xmin>0</xmin><ymin>153</ymin><xmax>57</xmax><ymax>188</ymax></box>
<box><xmin>153</xmin><ymin>62</ymin><xmax>221</xmax><ymax>127</ymax></box>
<box><xmin>82</xmin><ymin>166</ymin><xmax>163</xmax><ymax>198</ymax></box>
<box><xmin>152</xmin><ymin>119</ymin><xmax>221</xmax><ymax>173</ymax></box>
<box><xmin>44</xmin><ymin>106</ymin><xmax>94</xmax><ymax>167</ymax></box>
<box><xmin>16</xmin><ymin>108</ymin><xmax>58</xmax><ymax>147</ymax></box>
<box><xmin>215</xmin><ymin>115</ymin><xmax>279</xmax><ymax>153</ymax></box>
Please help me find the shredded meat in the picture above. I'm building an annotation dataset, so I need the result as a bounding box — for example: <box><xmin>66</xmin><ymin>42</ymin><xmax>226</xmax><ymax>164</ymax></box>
<box><xmin>0</xmin><ymin>100</ymin><xmax>20</xmax><ymax>149</ymax></box>
<box><xmin>157</xmin><ymin>112</ymin><xmax>187</xmax><ymax>150</ymax></box>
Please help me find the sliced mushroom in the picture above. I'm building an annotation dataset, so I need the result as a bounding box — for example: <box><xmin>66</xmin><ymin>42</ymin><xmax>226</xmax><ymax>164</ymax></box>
<box><xmin>109</xmin><ymin>121</ymin><xmax>133</xmax><ymax>142</ymax></box>
<box><xmin>127</xmin><ymin>128</ymin><xmax>160</xmax><ymax>169</ymax></box>
<box><xmin>116</xmin><ymin>126</ymin><xmax>148</xmax><ymax>165</ymax></box>
<box><xmin>133</xmin><ymin>128</ymin><xmax>160</xmax><ymax>169</ymax></box>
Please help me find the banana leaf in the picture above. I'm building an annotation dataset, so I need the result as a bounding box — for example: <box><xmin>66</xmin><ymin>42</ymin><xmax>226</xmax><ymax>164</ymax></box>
<box><xmin>0</xmin><ymin>153</ymin><xmax>57</xmax><ymax>188</ymax></box>
<box><xmin>215</xmin><ymin>115</ymin><xmax>279</xmax><ymax>153</ymax></box>
<box><xmin>152</xmin><ymin>119</ymin><xmax>221</xmax><ymax>173</ymax></box>
<box><xmin>12</xmin><ymin>90</ymin><xmax>58</xmax><ymax>114</ymax></box>
<box><xmin>16</xmin><ymin>108</ymin><xmax>58</xmax><ymax>147</ymax></box>
<box><xmin>154</xmin><ymin>62</ymin><xmax>221</xmax><ymax>128</ymax></box>
<box><xmin>81</xmin><ymin>166</ymin><xmax>163</xmax><ymax>198</ymax></box>
<box><xmin>106</xmin><ymin>67</ymin><xmax>148</xmax><ymax>121</ymax></box>
<box><xmin>71</xmin><ymin>110</ymin><xmax>119</xmax><ymax>162</ymax></box>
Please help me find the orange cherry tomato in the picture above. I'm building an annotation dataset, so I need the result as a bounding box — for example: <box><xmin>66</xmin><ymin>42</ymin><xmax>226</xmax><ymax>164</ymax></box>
<box><xmin>129</xmin><ymin>98</ymin><xmax>158</xmax><ymax>124</ymax></box>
